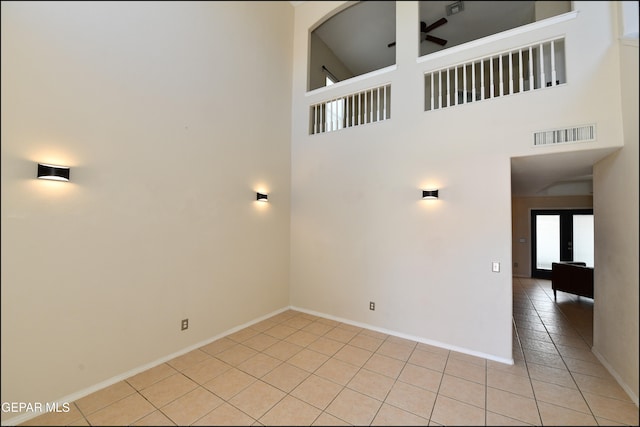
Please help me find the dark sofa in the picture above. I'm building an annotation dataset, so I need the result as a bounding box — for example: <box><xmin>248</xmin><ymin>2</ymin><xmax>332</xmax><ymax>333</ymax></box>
<box><xmin>551</xmin><ymin>262</ymin><xmax>594</xmax><ymax>300</ymax></box>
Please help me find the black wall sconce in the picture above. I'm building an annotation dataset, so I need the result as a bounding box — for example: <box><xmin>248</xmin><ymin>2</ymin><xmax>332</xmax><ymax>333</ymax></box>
<box><xmin>37</xmin><ymin>163</ymin><xmax>70</xmax><ymax>181</ymax></box>
<box><xmin>256</xmin><ymin>192</ymin><xmax>268</xmax><ymax>202</ymax></box>
<box><xmin>422</xmin><ymin>189</ymin><xmax>439</xmax><ymax>199</ymax></box>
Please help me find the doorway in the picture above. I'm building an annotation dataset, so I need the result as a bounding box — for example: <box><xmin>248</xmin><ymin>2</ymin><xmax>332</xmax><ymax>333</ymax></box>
<box><xmin>531</xmin><ymin>209</ymin><xmax>594</xmax><ymax>279</ymax></box>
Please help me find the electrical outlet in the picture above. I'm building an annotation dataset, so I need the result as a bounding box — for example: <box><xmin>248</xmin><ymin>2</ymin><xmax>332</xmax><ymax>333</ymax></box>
<box><xmin>492</xmin><ymin>262</ymin><xmax>500</xmax><ymax>272</ymax></box>
<box><xmin>181</xmin><ymin>318</ymin><xmax>189</xmax><ymax>330</ymax></box>
<box><xmin>369</xmin><ymin>301</ymin><xmax>375</xmax><ymax>311</ymax></box>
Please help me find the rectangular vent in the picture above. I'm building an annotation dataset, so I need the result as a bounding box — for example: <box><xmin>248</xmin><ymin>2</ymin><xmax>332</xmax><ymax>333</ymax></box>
<box><xmin>533</xmin><ymin>124</ymin><xmax>596</xmax><ymax>146</ymax></box>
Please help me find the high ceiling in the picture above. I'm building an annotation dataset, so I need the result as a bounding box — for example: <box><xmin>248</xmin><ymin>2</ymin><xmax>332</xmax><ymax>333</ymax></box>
<box><xmin>295</xmin><ymin>1</ymin><xmax>606</xmax><ymax>197</ymax></box>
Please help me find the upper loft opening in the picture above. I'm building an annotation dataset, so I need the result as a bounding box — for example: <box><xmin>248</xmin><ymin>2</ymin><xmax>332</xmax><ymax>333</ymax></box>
<box><xmin>308</xmin><ymin>1</ymin><xmax>396</xmax><ymax>91</ymax></box>
<box><xmin>418</xmin><ymin>1</ymin><xmax>571</xmax><ymax>57</ymax></box>
<box><xmin>307</xmin><ymin>1</ymin><xmax>573</xmax><ymax>92</ymax></box>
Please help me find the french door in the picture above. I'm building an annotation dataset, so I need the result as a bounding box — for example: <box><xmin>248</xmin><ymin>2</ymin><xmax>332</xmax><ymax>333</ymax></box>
<box><xmin>531</xmin><ymin>209</ymin><xmax>594</xmax><ymax>279</ymax></box>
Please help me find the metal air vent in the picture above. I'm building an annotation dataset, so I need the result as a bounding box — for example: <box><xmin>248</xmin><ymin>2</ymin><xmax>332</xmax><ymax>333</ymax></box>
<box><xmin>533</xmin><ymin>124</ymin><xmax>596</xmax><ymax>146</ymax></box>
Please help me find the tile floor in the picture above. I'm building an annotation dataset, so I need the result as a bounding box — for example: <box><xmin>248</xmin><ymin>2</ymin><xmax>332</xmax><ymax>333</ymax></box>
<box><xmin>21</xmin><ymin>277</ymin><xmax>639</xmax><ymax>426</ymax></box>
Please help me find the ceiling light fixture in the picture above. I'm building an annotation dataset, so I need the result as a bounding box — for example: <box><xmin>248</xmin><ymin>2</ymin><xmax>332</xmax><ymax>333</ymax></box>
<box><xmin>446</xmin><ymin>1</ymin><xmax>464</xmax><ymax>16</ymax></box>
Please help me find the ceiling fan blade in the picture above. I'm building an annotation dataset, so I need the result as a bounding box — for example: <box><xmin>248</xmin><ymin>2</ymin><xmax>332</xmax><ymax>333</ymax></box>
<box><xmin>420</xmin><ymin>21</ymin><xmax>427</xmax><ymax>32</ymax></box>
<box><xmin>425</xmin><ymin>34</ymin><xmax>447</xmax><ymax>46</ymax></box>
<box><xmin>388</xmin><ymin>41</ymin><xmax>396</xmax><ymax>48</ymax></box>
<box><xmin>423</xmin><ymin>17</ymin><xmax>448</xmax><ymax>33</ymax></box>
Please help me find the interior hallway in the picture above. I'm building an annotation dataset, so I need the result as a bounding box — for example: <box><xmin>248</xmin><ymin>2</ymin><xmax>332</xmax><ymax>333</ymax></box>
<box><xmin>20</xmin><ymin>278</ymin><xmax>639</xmax><ymax>426</ymax></box>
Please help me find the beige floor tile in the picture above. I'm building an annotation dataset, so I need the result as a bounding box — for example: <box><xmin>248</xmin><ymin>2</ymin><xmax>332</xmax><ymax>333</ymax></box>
<box><xmin>287</xmin><ymin>348</ymin><xmax>330</xmax><ymax>372</ymax></box>
<box><xmin>228</xmin><ymin>380</ymin><xmax>286</xmax><ymax>419</ymax></box>
<box><xmin>249</xmin><ymin>318</ymin><xmax>279</xmax><ymax>332</ymax></box>
<box><xmin>85</xmin><ymin>393</ymin><xmax>155</xmax><ymax>426</ymax></box>
<box><xmin>556</xmin><ymin>344</ymin><xmax>599</xmax><ymax>363</ymax></box>
<box><xmin>531</xmin><ymin>379</ymin><xmax>590</xmax><ymax>413</ymax></box>
<box><xmin>438</xmin><ymin>373</ymin><xmax>485</xmax><ymax>408</ymax></box>
<box><xmin>582</xmin><ymin>391</ymin><xmax>640</xmax><ymax>425</ymax></box>
<box><xmin>486</xmin><ymin>359</ymin><xmax>529</xmax><ymax>378</ymax></box>
<box><xmin>242</xmin><ymin>332</ymin><xmax>280</xmax><ymax>352</ymax></box>
<box><xmin>444</xmin><ymin>357</ymin><xmax>486</xmax><ymax>385</ymax></box>
<box><xmin>264</xmin><ymin>324</ymin><xmax>298</xmax><ymax>340</ymax></box>
<box><xmin>258</xmin><ymin>395</ymin><xmax>322</xmax><ymax>426</ymax></box>
<box><xmin>486</xmin><ymin>411</ymin><xmax>535</xmax><ymax>425</ymax></box>
<box><xmin>324</xmin><ymin>327</ymin><xmax>359</xmax><ymax>343</ymax></box>
<box><xmin>448</xmin><ymin>351</ymin><xmax>487</xmax><ymax>367</ymax></box>
<box><xmin>215</xmin><ymin>343</ymin><xmax>259</xmax><ymax>367</ymax></box>
<box><xmin>139</xmin><ymin>373</ymin><xmax>198</xmax><ymax>407</ymax></box>
<box><xmin>290</xmin><ymin>374</ymin><xmax>344</xmax><ymax>410</ymax></box>
<box><xmin>376</xmin><ymin>340</ymin><xmax>415</xmax><ymax>361</ymax></box>
<box><xmin>68</xmin><ymin>416</ymin><xmax>90</xmax><ymax>426</ymax></box>
<box><xmin>371</xmin><ymin>403</ymin><xmax>430</xmax><ymax>426</ymax></box>
<box><xmin>526</xmin><ymin>362</ymin><xmax>577</xmax><ymax>388</ymax></box>
<box><xmin>227</xmin><ymin>327</ymin><xmax>260</xmax><ymax>343</ymax></box>
<box><xmin>572</xmin><ymin>372</ymin><xmax>632</xmax><ymax>401</ymax></box>
<box><xmin>131</xmin><ymin>410</ymin><xmax>176</xmax><ymax>426</ymax></box>
<box><xmin>347</xmin><ymin>368</ymin><xmax>395</xmax><ymax>401</ymax></box>
<box><xmin>161</xmin><ymin>387</ymin><xmax>223</xmax><ymax>425</ymax></box>
<box><xmin>360</xmin><ymin>328</ymin><xmax>389</xmax><ymax>340</ymax></box>
<box><xmin>522</xmin><ymin>348</ymin><xmax>566</xmax><ymax>369</ymax></box>
<box><xmin>384</xmin><ymin>379</ymin><xmax>437</xmax><ymax>419</ymax></box>
<box><xmin>302</xmin><ymin>320</ymin><xmax>336</xmax><ymax>336</ymax></box>
<box><xmin>262</xmin><ymin>340</ymin><xmax>303</xmax><ymax>361</ymax></box>
<box><xmin>398</xmin><ymin>363</ymin><xmax>442</xmax><ymax>392</ymax></box>
<box><xmin>315</xmin><ymin>357</ymin><xmax>359</xmax><ymax>386</ymax></box>
<box><xmin>261</xmin><ymin>362</ymin><xmax>310</xmax><ymax>393</ymax></box>
<box><xmin>408</xmin><ymin>348</ymin><xmax>448</xmax><ymax>372</ymax></box>
<box><xmin>203</xmin><ymin>367</ymin><xmax>256</xmax><ymax>400</ymax></box>
<box><xmin>311</xmin><ymin>411</ymin><xmax>350</xmax><ymax>425</ymax></box>
<box><xmin>594</xmin><ymin>416</ymin><xmax>632</xmax><ymax>426</ymax></box>
<box><xmin>325</xmin><ymin>388</ymin><xmax>382</xmax><ymax>426</ymax></box>
<box><xmin>237</xmin><ymin>352</ymin><xmax>282</xmax><ymax>378</ymax></box>
<box><xmin>20</xmin><ymin>402</ymin><xmax>85</xmax><ymax>426</ymax></box>
<box><xmin>487</xmin><ymin>368</ymin><xmax>533</xmax><ymax>398</ymax></box>
<box><xmin>336</xmin><ymin>323</ymin><xmax>363</xmax><ymax>333</ymax></box>
<box><xmin>537</xmin><ymin>401</ymin><xmax>598</xmax><ymax>426</ymax></box>
<box><xmin>519</xmin><ymin>337</ymin><xmax>560</xmax><ymax>354</ymax></box>
<box><xmin>200</xmin><ymin>337</ymin><xmax>237</xmax><ymax>356</ymax></box>
<box><xmin>564</xmin><ymin>356</ymin><xmax>613</xmax><ymax>378</ymax></box>
<box><xmin>416</xmin><ymin>342</ymin><xmax>449</xmax><ymax>356</ymax></box>
<box><xmin>349</xmin><ymin>333</ymin><xmax>384</xmax><ymax>352</ymax></box>
<box><xmin>486</xmin><ymin>387</ymin><xmax>540</xmax><ymax>425</ymax></box>
<box><xmin>283</xmin><ymin>315</ymin><xmax>315</xmax><ymax>330</ymax></box>
<box><xmin>182</xmin><ymin>356</ymin><xmax>232</xmax><ymax>384</ymax></box>
<box><xmin>126</xmin><ymin>363</ymin><xmax>177</xmax><ymax>391</ymax></box>
<box><xmin>333</xmin><ymin>344</ymin><xmax>373</xmax><ymax>367</ymax></box>
<box><xmin>285</xmin><ymin>330</ymin><xmax>320</xmax><ymax>347</ymax></box>
<box><xmin>363</xmin><ymin>353</ymin><xmax>406</xmax><ymax>379</ymax></box>
<box><xmin>430</xmin><ymin>394</ymin><xmax>485</xmax><ymax>426</ymax></box>
<box><xmin>192</xmin><ymin>402</ymin><xmax>255</xmax><ymax>426</ymax></box>
<box><xmin>75</xmin><ymin>381</ymin><xmax>136</xmax><ymax>415</ymax></box>
<box><xmin>307</xmin><ymin>336</ymin><xmax>345</xmax><ymax>356</ymax></box>
<box><xmin>167</xmin><ymin>349</ymin><xmax>212</xmax><ymax>372</ymax></box>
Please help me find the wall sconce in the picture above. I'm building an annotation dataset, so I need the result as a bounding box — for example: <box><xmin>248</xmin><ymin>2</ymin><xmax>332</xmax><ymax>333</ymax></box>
<box><xmin>422</xmin><ymin>189</ymin><xmax>439</xmax><ymax>199</ymax></box>
<box><xmin>37</xmin><ymin>163</ymin><xmax>70</xmax><ymax>181</ymax></box>
<box><xmin>256</xmin><ymin>192</ymin><xmax>268</xmax><ymax>202</ymax></box>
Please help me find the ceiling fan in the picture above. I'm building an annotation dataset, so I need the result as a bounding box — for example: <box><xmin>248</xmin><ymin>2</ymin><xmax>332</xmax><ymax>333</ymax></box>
<box><xmin>387</xmin><ymin>18</ymin><xmax>448</xmax><ymax>48</ymax></box>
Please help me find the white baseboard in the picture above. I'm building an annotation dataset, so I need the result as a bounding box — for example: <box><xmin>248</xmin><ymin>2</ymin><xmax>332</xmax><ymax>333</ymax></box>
<box><xmin>592</xmin><ymin>346</ymin><xmax>639</xmax><ymax>406</ymax></box>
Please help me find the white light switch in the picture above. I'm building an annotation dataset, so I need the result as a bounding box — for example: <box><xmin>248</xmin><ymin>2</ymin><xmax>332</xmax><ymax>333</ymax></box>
<box><xmin>492</xmin><ymin>262</ymin><xmax>500</xmax><ymax>272</ymax></box>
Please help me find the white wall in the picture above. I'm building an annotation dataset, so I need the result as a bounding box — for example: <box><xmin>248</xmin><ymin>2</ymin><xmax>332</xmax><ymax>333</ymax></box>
<box><xmin>290</xmin><ymin>1</ymin><xmax>625</xmax><ymax>362</ymax></box>
<box><xmin>592</xmin><ymin>34</ymin><xmax>639</xmax><ymax>403</ymax></box>
<box><xmin>0</xmin><ymin>1</ymin><xmax>293</xmax><ymax>420</ymax></box>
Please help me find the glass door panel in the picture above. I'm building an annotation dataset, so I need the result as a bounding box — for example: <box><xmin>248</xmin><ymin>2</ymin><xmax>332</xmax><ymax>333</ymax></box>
<box><xmin>536</xmin><ymin>215</ymin><xmax>560</xmax><ymax>270</ymax></box>
<box><xmin>573</xmin><ymin>214</ymin><xmax>594</xmax><ymax>267</ymax></box>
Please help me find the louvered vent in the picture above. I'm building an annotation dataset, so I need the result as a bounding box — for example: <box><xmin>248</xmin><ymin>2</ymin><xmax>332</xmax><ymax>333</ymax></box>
<box><xmin>533</xmin><ymin>124</ymin><xmax>596</xmax><ymax>146</ymax></box>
